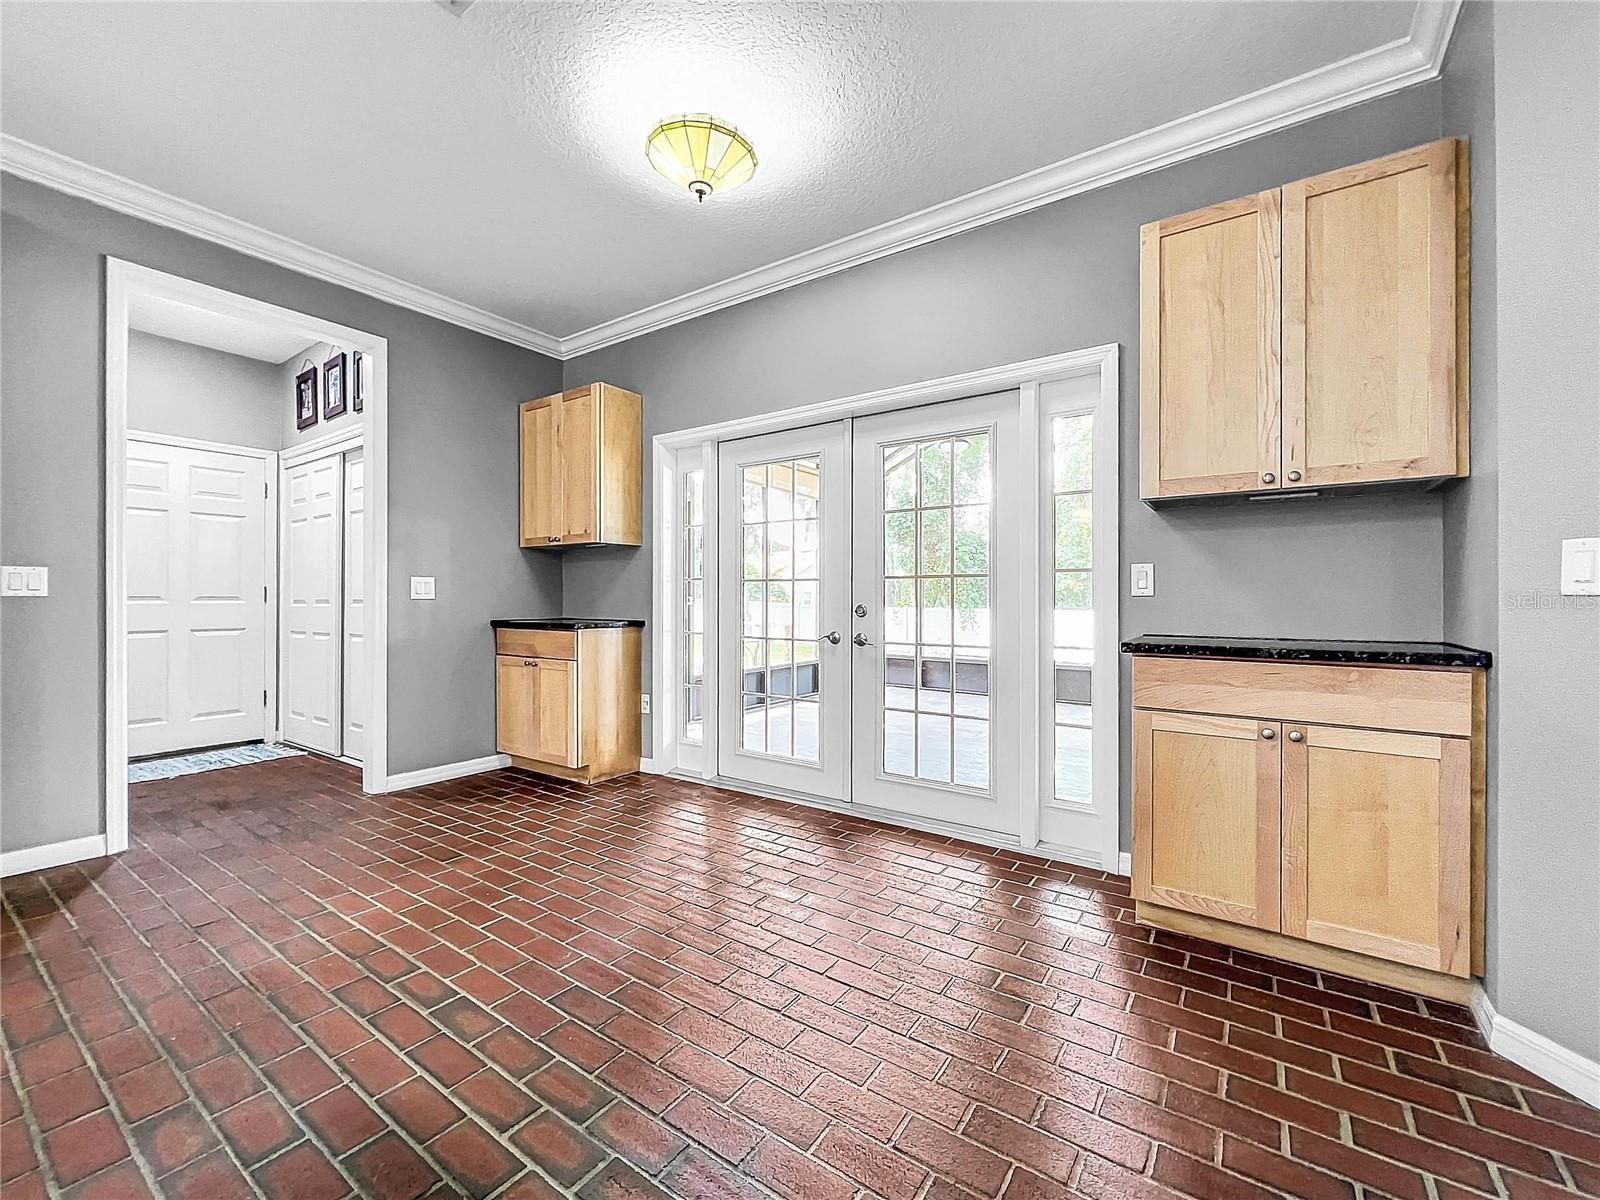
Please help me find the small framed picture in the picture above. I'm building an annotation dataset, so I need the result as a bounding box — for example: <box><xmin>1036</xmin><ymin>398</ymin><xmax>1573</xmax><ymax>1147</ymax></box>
<box><xmin>294</xmin><ymin>366</ymin><xmax>318</xmax><ymax>430</ymax></box>
<box><xmin>323</xmin><ymin>351</ymin><xmax>348</xmax><ymax>420</ymax></box>
<box><xmin>351</xmin><ymin>350</ymin><xmax>365</xmax><ymax>413</ymax></box>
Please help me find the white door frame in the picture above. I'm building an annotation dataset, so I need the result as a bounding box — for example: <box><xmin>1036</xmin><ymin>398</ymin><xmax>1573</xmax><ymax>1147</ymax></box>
<box><xmin>105</xmin><ymin>259</ymin><xmax>390</xmax><ymax>856</ymax></box>
<box><xmin>649</xmin><ymin>344</ymin><xmax>1121</xmax><ymax>870</ymax></box>
<box><xmin>126</xmin><ymin>431</ymin><xmax>280</xmax><ymax>747</ymax></box>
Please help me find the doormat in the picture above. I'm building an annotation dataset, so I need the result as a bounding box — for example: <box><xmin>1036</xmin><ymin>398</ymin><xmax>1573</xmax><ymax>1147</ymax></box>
<box><xmin>129</xmin><ymin>742</ymin><xmax>306</xmax><ymax>783</ymax></box>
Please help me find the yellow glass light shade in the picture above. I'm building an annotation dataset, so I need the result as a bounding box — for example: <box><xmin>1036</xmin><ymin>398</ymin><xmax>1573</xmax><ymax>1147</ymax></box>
<box><xmin>646</xmin><ymin>113</ymin><xmax>757</xmax><ymax>202</ymax></box>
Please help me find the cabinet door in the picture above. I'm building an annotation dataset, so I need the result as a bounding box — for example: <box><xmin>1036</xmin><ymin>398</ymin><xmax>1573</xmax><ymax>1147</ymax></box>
<box><xmin>1282</xmin><ymin>139</ymin><xmax>1465</xmax><ymax>486</ymax></box>
<box><xmin>558</xmin><ymin>388</ymin><xmax>598</xmax><ymax>542</ymax></box>
<box><xmin>496</xmin><ymin>655</ymin><xmax>541</xmax><ymax>759</ymax></box>
<box><xmin>1282</xmin><ymin>725</ymin><xmax>1470</xmax><ymax>976</ymax></box>
<box><xmin>1133</xmin><ymin>711</ymin><xmax>1282</xmax><ymax>930</ymax></box>
<box><xmin>1140</xmin><ymin>191</ymin><xmax>1282</xmax><ymax>499</ymax></box>
<box><xmin>520</xmin><ymin>399</ymin><xmax>562</xmax><ymax>546</ymax></box>
<box><xmin>528</xmin><ymin>657</ymin><xmax>580</xmax><ymax>766</ymax></box>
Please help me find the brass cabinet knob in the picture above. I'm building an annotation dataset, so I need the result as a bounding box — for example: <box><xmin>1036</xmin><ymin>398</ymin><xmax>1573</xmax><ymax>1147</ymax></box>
<box><xmin>1288</xmin><ymin>730</ymin><xmax>1304</xmax><ymax>742</ymax></box>
<box><xmin>1288</xmin><ymin>470</ymin><xmax>1303</xmax><ymax>482</ymax></box>
<box><xmin>1261</xmin><ymin>728</ymin><xmax>1275</xmax><ymax>740</ymax></box>
<box><xmin>1262</xmin><ymin>472</ymin><xmax>1276</xmax><ymax>484</ymax></box>
<box><xmin>547</xmin><ymin>535</ymin><xmax>561</xmax><ymax>543</ymax></box>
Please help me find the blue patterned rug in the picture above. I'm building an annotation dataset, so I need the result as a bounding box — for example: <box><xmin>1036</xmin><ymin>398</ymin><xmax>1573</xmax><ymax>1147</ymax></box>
<box><xmin>129</xmin><ymin>742</ymin><xmax>306</xmax><ymax>783</ymax></box>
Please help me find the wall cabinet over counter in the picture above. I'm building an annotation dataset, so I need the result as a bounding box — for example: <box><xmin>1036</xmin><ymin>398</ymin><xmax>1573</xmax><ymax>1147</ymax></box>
<box><xmin>1140</xmin><ymin>139</ymin><xmax>1469</xmax><ymax>502</ymax></box>
<box><xmin>520</xmin><ymin>383</ymin><xmax>642</xmax><ymax>547</ymax></box>
<box><xmin>1124</xmin><ymin>638</ymin><xmax>1490</xmax><ymax>1004</ymax></box>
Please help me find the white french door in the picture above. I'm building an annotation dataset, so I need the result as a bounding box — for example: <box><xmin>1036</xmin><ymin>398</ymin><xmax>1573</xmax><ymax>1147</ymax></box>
<box><xmin>282</xmin><ymin>453</ymin><xmax>344</xmax><ymax>755</ymax></box>
<box><xmin>125</xmin><ymin>439</ymin><xmax>269</xmax><ymax>756</ymax></box>
<box><xmin>716</xmin><ymin>424</ymin><xmax>851</xmax><ymax>798</ymax></box>
<box><xmin>849</xmin><ymin>393</ymin><xmax>1023</xmax><ymax>834</ymax></box>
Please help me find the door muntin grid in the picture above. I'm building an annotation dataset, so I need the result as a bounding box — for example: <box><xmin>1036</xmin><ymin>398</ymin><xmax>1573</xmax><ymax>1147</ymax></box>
<box><xmin>879</xmin><ymin>430</ymin><xmax>992</xmax><ymax>791</ymax></box>
<box><xmin>1051</xmin><ymin>412</ymin><xmax>1094</xmax><ymax>806</ymax></box>
<box><xmin>739</xmin><ymin>458</ymin><xmax>821</xmax><ymax>762</ymax></box>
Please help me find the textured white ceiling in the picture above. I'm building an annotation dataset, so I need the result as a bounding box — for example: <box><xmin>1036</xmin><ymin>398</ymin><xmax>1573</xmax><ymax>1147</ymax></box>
<box><xmin>1</xmin><ymin>1</ymin><xmax>1416</xmax><ymax>339</ymax></box>
<box><xmin>130</xmin><ymin>294</ymin><xmax>319</xmax><ymax>363</ymax></box>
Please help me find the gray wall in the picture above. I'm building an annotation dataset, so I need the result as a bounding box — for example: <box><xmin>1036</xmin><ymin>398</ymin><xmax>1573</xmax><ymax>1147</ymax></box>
<box><xmin>563</xmin><ymin>85</ymin><xmax>1452</xmax><ymax>845</ymax></box>
<box><xmin>1478</xmin><ymin>1</ymin><xmax>1599</xmax><ymax>1063</ymax></box>
<box><xmin>128</xmin><ymin>331</ymin><xmax>283</xmax><ymax>449</ymax></box>
<box><xmin>0</xmin><ymin>176</ymin><xmax>563</xmax><ymax>854</ymax></box>
<box><xmin>281</xmin><ymin>341</ymin><xmax>363</xmax><ymax>450</ymax></box>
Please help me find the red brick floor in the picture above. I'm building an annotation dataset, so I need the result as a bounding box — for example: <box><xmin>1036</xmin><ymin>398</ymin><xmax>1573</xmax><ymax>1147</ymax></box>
<box><xmin>2</xmin><ymin>756</ymin><xmax>1597</xmax><ymax>1200</ymax></box>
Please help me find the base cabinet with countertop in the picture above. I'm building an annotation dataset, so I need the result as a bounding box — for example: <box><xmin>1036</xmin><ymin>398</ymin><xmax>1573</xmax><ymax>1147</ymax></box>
<box><xmin>1124</xmin><ymin>637</ymin><xmax>1489</xmax><ymax>1002</ymax></box>
<box><xmin>493</xmin><ymin>619</ymin><xmax>643</xmax><ymax>782</ymax></box>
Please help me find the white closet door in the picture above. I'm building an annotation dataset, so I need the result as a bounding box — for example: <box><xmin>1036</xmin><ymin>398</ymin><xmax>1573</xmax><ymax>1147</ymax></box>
<box><xmin>282</xmin><ymin>453</ymin><xmax>343</xmax><ymax>755</ymax></box>
<box><xmin>341</xmin><ymin>448</ymin><xmax>367</xmax><ymax>762</ymax></box>
<box><xmin>126</xmin><ymin>440</ymin><xmax>268</xmax><ymax>757</ymax></box>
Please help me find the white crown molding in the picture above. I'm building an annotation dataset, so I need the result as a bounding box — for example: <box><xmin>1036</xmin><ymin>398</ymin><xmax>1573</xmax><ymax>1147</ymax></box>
<box><xmin>556</xmin><ymin>0</ymin><xmax>1464</xmax><ymax>358</ymax></box>
<box><xmin>1472</xmin><ymin>985</ymin><xmax>1600</xmax><ymax>1108</ymax></box>
<box><xmin>0</xmin><ymin>135</ymin><xmax>565</xmax><ymax>359</ymax></box>
<box><xmin>1</xmin><ymin>2</ymin><xmax>1460</xmax><ymax>362</ymax></box>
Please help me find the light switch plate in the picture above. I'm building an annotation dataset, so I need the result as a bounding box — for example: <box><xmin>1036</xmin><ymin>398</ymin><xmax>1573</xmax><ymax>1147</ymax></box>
<box><xmin>1</xmin><ymin>566</ymin><xmax>48</xmax><ymax>597</ymax></box>
<box><xmin>640</xmin><ymin>694</ymin><xmax>651</xmax><ymax>715</ymax></box>
<box><xmin>1561</xmin><ymin>538</ymin><xmax>1599</xmax><ymax>596</ymax></box>
<box><xmin>1130</xmin><ymin>562</ymin><xmax>1155</xmax><ymax>597</ymax></box>
<box><xmin>409</xmin><ymin>576</ymin><xmax>436</xmax><ymax>600</ymax></box>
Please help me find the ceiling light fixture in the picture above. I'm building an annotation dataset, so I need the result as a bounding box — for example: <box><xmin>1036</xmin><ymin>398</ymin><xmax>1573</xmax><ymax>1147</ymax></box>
<box><xmin>645</xmin><ymin>113</ymin><xmax>757</xmax><ymax>202</ymax></box>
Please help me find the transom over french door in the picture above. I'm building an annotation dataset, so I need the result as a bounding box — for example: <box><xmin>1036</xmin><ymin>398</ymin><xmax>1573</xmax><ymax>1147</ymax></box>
<box><xmin>715</xmin><ymin>394</ymin><xmax>1023</xmax><ymax>835</ymax></box>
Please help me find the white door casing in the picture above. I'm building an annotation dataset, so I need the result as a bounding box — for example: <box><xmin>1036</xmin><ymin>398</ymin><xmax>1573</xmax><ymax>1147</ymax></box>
<box><xmin>342</xmin><ymin>448</ymin><xmax>367</xmax><ymax>762</ymax></box>
<box><xmin>849</xmin><ymin>393</ymin><xmax>1023</xmax><ymax>835</ymax></box>
<box><xmin>125</xmin><ymin>439</ymin><xmax>269</xmax><ymax>757</ymax></box>
<box><xmin>716</xmin><ymin>423</ymin><xmax>851</xmax><ymax>799</ymax></box>
<box><xmin>281</xmin><ymin>453</ymin><xmax>343</xmax><ymax>755</ymax></box>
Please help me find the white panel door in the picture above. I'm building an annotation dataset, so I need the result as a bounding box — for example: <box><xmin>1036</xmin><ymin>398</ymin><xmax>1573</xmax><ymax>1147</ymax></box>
<box><xmin>282</xmin><ymin>453</ymin><xmax>343</xmax><ymax>755</ymax></box>
<box><xmin>716</xmin><ymin>424</ymin><xmax>851</xmax><ymax>799</ymax></box>
<box><xmin>849</xmin><ymin>393</ymin><xmax>1024</xmax><ymax>835</ymax></box>
<box><xmin>126</xmin><ymin>440</ymin><xmax>268</xmax><ymax>757</ymax></box>
<box><xmin>341</xmin><ymin>448</ymin><xmax>367</xmax><ymax>762</ymax></box>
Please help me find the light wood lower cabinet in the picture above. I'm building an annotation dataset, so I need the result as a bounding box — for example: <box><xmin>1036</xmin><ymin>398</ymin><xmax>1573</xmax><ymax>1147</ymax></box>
<box><xmin>1132</xmin><ymin>711</ymin><xmax>1281</xmax><ymax>931</ymax></box>
<box><xmin>494</xmin><ymin>625</ymin><xmax>641</xmax><ymax>782</ymax></box>
<box><xmin>1131</xmin><ymin>656</ymin><xmax>1484</xmax><ymax>995</ymax></box>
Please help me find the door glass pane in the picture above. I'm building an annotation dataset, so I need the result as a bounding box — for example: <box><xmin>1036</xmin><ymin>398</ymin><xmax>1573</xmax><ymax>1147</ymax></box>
<box><xmin>1051</xmin><ymin>413</ymin><xmax>1094</xmax><ymax>805</ymax></box>
<box><xmin>682</xmin><ymin>469</ymin><xmax>706</xmax><ymax>743</ymax></box>
<box><xmin>738</xmin><ymin>455</ymin><xmax>823</xmax><ymax>762</ymax></box>
<box><xmin>880</xmin><ymin>433</ymin><xmax>991</xmax><ymax>789</ymax></box>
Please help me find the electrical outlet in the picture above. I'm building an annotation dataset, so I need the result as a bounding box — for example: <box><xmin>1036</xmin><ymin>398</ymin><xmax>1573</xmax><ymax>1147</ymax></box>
<box><xmin>1130</xmin><ymin>562</ymin><xmax>1155</xmax><ymax>597</ymax></box>
<box><xmin>640</xmin><ymin>694</ymin><xmax>651</xmax><ymax>715</ymax></box>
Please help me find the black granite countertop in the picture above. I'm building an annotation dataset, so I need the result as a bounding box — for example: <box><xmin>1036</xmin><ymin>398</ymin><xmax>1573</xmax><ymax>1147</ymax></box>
<box><xmin>1120</xmin><ymin>635</ymin><xmax>1491</xmax><ymax>669</ymax></box>
<box><xmin>491</xmin><ymin>618</ymin><xmax>645</xmax><ymax>630</ymax></box>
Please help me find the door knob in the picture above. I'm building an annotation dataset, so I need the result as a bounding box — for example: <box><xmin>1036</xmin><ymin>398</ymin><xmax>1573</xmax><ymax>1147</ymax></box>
<box><xmin>852</xmin><ymin>632</ymin><xmax>874</xmax><ymax>647</ymax></box>
<box><xmin>1261</xmin><ymin>728</ymin><xmax>1275</xmax><ymax>740</ymax></box>
<box><xmin>818</xmin><ymin>631</ymin><xmax>841</xmax><ymax>645</ymax></box>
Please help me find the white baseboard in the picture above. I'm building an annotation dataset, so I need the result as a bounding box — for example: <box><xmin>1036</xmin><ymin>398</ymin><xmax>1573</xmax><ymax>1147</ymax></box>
<box><xmin>1117</xmin><ymin>851</ymin><xmax>1132</xmax><ymax>878</ymax></box>
<box><xmin>382</xmin><ymin>754</ymin><xmax>510</xmax><ymax>793</ymax></box>
<box><xmin>1</xmin><ymin>834</ymin><xmax>112</xmax><ymax>878</ymax></box>
<box><xmin>1472</xmin><ymin>985</ymin><xmax>1600</xmax><ymax>1107</ymax></box>
<box><xmin>637</xmin><ymin>756</ymin><xmax>663</xmax><ymax>775</ymax></box>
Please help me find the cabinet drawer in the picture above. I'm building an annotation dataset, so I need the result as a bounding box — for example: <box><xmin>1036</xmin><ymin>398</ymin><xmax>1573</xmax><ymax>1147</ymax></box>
<box><xmin>1132</xmin><ymin>656</ymin><xmax>1473</xmax><ymax>737</ymax></box>
<box><xmin>495</xmin><ymin>628</ymin><xmax>577</xmax><ymax>660</ymax></box>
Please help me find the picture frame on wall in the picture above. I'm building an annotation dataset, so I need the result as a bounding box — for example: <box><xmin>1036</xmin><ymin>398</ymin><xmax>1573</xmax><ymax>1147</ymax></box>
<box><xmin>351</xmin><ymin>350</ymin><xmax>365</xmax><ymax>413</ymax></box>
<box><xmin>323</xmin><ymin>351</ymin><xmax>348</xmax><ymax>420</ymax></box>
<box><xmin>294</xmin><ymin>365</ymin><xmax>318</xmax><ymax>430</ymax></box>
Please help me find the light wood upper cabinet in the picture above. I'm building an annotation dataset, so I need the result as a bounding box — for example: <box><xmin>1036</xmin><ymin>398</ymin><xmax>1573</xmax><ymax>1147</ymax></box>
<box><xmin>1132</xmin><ymin>710</ymin><xmax>1282</xmax><ymax>931</ymax></box>
<box><xmin>1283</xmin><ymin>139</ymin><xmax>1468</xmax><ymax>486</ymax></box>
<box><xmin>1140</xmin><ymin>191</ymin><xmax>1281</xmax><ymax>498</ymax></box>
<box><xmin>1282</xmin><ymin>724</ymin><xmax>1471</xmax><ymax>977</ymax></box>
<box><xmin>1139</xmin><ymin>139</ymin><xmax>1467</xmax><ymax>501</ymax></box>
<box><xmin>519</xmin><ymin>383</ymin><xmax>642</xmax><ymax>547</ymax></box>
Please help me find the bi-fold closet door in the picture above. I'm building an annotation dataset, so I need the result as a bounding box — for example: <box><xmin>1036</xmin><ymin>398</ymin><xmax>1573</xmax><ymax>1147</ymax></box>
<box><xmin>281</xmin><ymin>446</ymin><xmax>366</xmax><ymax>761</ymax></box>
